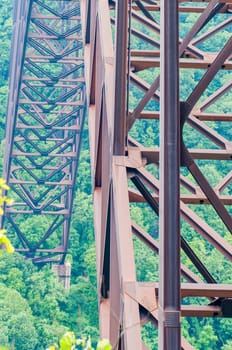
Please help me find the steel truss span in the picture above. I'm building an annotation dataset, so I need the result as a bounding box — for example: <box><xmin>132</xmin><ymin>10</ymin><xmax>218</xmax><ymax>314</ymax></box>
<box><xmin>2</xmin><ymin>0</ymin><xmax>86</xmax><ymax>264</ymax></box>
<box><xmin>81</xmin><ymin>0</ymin><xmax>232</xmax><ymax>349</ymax></box>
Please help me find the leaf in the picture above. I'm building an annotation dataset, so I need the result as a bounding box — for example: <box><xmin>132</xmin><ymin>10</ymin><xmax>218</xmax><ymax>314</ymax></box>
<box><xmin>96</xmin><ymin>339</ymin><xmax>112</xmax><ymax>350</ymax></box>
<box><xmin>59</xmin><ymin>332</ymin><xmax>76</xmax><ymax>350</ymax></box>
<box><xmin>0</xmin><ymin>232</ymin><xmax>14</xmax><ymax>253</ymax></box>
<box><xmin>3</xmin><ymin>196</ymin><xmax>14</xmax><ymax>205</ymax></box>
<box><xmin>46</xmin><ymin>345</ymin><xmax>58</xmax><ymax>350</ymax></box>
<box><xmin>0</xmin><ymin>179</ymin><xmax>9</xmax><ymax>190</ymax></box>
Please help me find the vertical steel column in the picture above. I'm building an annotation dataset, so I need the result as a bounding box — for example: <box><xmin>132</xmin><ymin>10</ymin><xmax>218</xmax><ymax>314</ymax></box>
<box><xmin>159</xmin><ymin>0</ymin><xmax>180</xmax><ymax>349</ymax></box>
<box><xmin>113</xmin><ymin>0</ymin><xmax>128</xmax><ymax>155</ymax></box>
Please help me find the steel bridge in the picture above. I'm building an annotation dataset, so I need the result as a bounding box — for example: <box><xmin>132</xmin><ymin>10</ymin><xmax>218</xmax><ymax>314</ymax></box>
<box><xmin>2</xmin><ymin>0</ymin><xmax>232</xmax><ymax>349</ymax></box>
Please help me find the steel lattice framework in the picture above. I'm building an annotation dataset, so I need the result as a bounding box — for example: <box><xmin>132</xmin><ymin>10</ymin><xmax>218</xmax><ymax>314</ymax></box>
<box><xmin>80</xmin><ymin>0</ymin><xmax>232</xmax><ymax>349</ymax></box>
<box><xmin>2</xmin><ymin>0</ymin><xmax>85</xmax><ymax>264</ymax></box>
<box><xmin>2</xmin><ymin>0</ymin><xmax>232</xmax><ymax>348</ymax></box>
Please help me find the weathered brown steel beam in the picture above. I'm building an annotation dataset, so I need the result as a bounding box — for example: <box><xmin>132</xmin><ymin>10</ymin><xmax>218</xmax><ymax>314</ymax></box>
<box><xmin>131</xmin><ymin>56</ymin><xmax>232</xmax><ymax>71</ymax></box>
<box><xmin>131</xmin><ymin>2</ymin><xmax>232</xmax><ymax>13</ymax></box>
<box><xmin>139</xmin><ymin>147</ymin><xmax>232</xmax><ymax>161</ymax></box>
<box><xmin>126</xmin><ymin>281</ymin><xmax>231</xmax><ymax>310</ymax></box>
<box><xmin>134</xmin><ymin>111</ymin><xmax>232</xmax><ymax>122</ymax></box>
<box><xmin>181</xmin><ymin>305</ymin><xmax>221</xmax><ymax>317</ymax></box>
<box><xmin>82</xmin><ymin>1</ymin><xmax>144</xmax><ymax>348</ymax></box>
<box><xmin>193</xmin><ymin>113</ymin><xmax>232</xmax><ymax>121</ymax></box>
<box><xmin>82</xmin><ymin>1</ymin><xmax>232</xmax><ymax>349</ymax></box>
<box><xmin>215</xmin><ymin>170</ymin><xmax>232</xmax><ymax>193</ymax></box>
<box><xmin>154</xmin><ymin>283</ymin><xmax>232</xmax><ymax>298</ymax></box>
<box><xmin>129</xmin><ymin>188</ymin><xmax>232</xmax><ymax>205</ymax></box>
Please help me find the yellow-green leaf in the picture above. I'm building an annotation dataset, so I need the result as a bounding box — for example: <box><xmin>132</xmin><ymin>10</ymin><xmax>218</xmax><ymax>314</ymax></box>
<box><xmin>0</xmin><ymin>233</ymin><xmax>14</xmax><ymax>253</ymax></box>
<box><xmin>4</xmin><ymin>197</ymin><xmax>14</xmax><ymax>205</ymax></box>
<box><xmin>96</xmin><ymin>339</ymin><xmax>112</xmax><ymax>350</ymax></box>
<box><xmin>0</xmin><ymin>179</ymin><xmax>10</xmax><ymax>190</ymax></box>
<box><xmin>59</xmin><ymin>331</ymin><xmax>76</xmax><ymax>350</ymax></box>
<box><xmin>46</xmin><ymin>345</ymin><xmax>58</xmax><ymax>350</ymax></box>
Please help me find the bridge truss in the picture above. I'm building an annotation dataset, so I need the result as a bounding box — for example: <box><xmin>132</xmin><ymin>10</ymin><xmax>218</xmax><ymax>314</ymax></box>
<box><xmin>80</xmin><ymin>0</ymin><xmax>232</xmax><ymax>349</ymax></box>
<box><xmin>2</xmin><ymin>0</ymin><xmax>232</xmax><ymax>348</ymax></box>
<box><xmin>3</xmin><ymin>0</ymin><xmax>86</xmax><ymax>264</ymax></box>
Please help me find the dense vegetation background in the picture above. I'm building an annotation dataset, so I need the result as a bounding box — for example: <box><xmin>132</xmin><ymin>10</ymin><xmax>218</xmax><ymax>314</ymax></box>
<box><xmin>0</xmin><ymin>1</ymin><xmax>231</xmax><ymax>349</ymax></box>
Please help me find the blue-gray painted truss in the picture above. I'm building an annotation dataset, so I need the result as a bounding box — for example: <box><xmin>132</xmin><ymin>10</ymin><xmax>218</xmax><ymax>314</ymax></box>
<box><xmin>3</xmin><ymin>0</ymin><xmax>86</xmax><ymax>264</ymax></box>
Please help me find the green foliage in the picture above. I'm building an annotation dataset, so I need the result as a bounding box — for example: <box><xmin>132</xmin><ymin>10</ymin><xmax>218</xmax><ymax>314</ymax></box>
<box><xmin>0</xmin><ymin>253</ymin><xmax>70</xmax><ymax>349</ymax></box>
<box><xmin>65</xmin><ymin>279</ymin><xmax>98</xmax><ymax>341</ymax></box>
<box><xmin>141</xmin><ymin>324</ymin><xmax>158</xmax><ymax>350</ymax></box>
<box><xmin>0</xmin><ymin>283</ymin><xmax>37</xmax><ymax>349</ymax></box>
<box><xmin>47</xmin><ymin>333</ymin><xmax>112</xmax><ymax>350</ymax></box>
<box><xmin>197</xmin><ymin>325</ymin><xmax>218</xmax><ymax>350</ymax></box>
<box><xmin>8</xmin><ymin>312</ymin><xmax>38</xmax><ymax>350</ymax></box>
<box><xmin>222</xmin><ymin>341</ymin><xmax>232</xmax><ymax>350</ymax></box>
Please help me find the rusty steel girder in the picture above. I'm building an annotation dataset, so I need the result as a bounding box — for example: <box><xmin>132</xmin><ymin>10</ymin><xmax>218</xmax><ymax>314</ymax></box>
<box><xmin>2</xmin><ymin>0</ymin><xmax>86</xmax><ymax>264</ymax></box>
<box><xmin>81</xmin><ymin>0</ymin><xmax>232</xmax><ymax>349</ymax></box>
